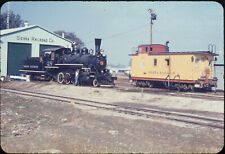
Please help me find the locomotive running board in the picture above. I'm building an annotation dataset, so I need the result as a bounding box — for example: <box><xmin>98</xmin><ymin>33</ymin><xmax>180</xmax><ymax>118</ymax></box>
<box><xmin>45</xmin><ymin>66</ymin><xmax>59</xmax><ymax>69</ymax></box>
<box><xmin>19</xmin><ymin>70</ymin><xmax>46</xmax><ymax>73</ymax></box>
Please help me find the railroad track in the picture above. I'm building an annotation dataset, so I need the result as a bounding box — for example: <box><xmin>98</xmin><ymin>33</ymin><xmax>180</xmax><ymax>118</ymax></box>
<box><xmin>115</xmin><ymin>86</ymin><xmax>224</xmax><ymax>101</ymax></box>
<box><xmin>2</xmin><ymin>88</ymin><xmax>224</xmax><ymax>129</ymax></box>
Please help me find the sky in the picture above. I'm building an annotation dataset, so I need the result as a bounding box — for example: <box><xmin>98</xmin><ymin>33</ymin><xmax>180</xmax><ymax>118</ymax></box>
<box><xmin>1</xmin><ymin>1</ymin><xmax>224</xmax><ymax>66</ymax></box>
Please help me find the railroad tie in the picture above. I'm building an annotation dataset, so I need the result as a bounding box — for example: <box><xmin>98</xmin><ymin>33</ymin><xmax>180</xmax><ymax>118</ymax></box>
<box><xmin>70</xmin><ymin>101</ymin><xmax>75</xmax><ymax>105</ymax></box>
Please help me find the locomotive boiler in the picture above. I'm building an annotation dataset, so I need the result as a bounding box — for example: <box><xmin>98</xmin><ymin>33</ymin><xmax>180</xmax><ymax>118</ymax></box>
<box><xmin>20</xmin><ymin>38</ymin><xmax>117</xmax><ymax>87</ymax></box>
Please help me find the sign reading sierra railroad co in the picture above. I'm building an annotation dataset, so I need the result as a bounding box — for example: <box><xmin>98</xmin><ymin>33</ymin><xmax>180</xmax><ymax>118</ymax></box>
<box><xmin>16</xmin><ymin>35</ymin><xmax>54</xmax><ymax>43</ymax></box>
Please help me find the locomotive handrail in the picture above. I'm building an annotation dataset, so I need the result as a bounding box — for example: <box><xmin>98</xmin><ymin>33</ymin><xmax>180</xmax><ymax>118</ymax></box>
<box><xmin>55</xmin><ymin>64</ymin><xmax>83</xmax><ymax>66</ymax></box>
<box><xmin>45</xmin><ymin>66</ymin><xmax>59</xmax><ymax>69</ymax></box>
<box><xmin>81</xmin><ymin>68</ymin><xmax>91</xmax><ymax>70</ymax></box>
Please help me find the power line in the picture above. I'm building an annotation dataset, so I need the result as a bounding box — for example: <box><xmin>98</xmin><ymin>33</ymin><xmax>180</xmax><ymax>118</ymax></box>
<box><xmin>103</xmin><ymin>24</ymin><xmax>148</xmax><ymax>40</ymax></box>
<box><xmin>84</xmin><ymin>23</ymin><xmax>149</xmax><ymax>45</ymax></box>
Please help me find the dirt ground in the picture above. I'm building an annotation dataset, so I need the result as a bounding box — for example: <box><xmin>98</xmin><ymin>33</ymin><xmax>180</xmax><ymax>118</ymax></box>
<box><xmin>1</xmin><ymin>77</ymin><xmax>224</xmax><ymax>153</ymax></box>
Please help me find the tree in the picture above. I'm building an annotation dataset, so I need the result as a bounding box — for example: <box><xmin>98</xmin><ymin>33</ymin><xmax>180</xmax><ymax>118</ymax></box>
<box><xmin>54</xmin><ymin>30</ymin><xmax>84</xmax><ymax>48</ymax></box>
<box><xmin>0</xmin><ymin>11</ymin><xmax>24</xmax><ymax>30</ymax></box>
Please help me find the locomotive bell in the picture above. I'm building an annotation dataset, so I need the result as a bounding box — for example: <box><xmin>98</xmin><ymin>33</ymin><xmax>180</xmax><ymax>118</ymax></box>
<box><xmin>95</xmin><ymin>38</ymin><xmax>101</xmax><ymax>55</ymax></box>
<box><xmin>100</xmin><ymin>49</ymin><xmax>104</xmax><ymax>55</ymax></box>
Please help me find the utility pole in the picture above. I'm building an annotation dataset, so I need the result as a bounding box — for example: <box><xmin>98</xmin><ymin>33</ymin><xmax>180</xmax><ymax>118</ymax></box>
<box><xmin>148</xmin><ymin>9</ymin><xmax>157</xmax><ymax>44</ymax></box>
<box><xmin>7</xmin><ymin>2</ymin><xmax>10</xmax><ymax>29</ymax></box>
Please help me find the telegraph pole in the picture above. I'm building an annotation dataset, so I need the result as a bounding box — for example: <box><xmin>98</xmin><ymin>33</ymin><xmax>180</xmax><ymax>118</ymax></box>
<box><xmin>148</xmin><ymin>9</ymin><xmax>157</xmax><ymax>44</ymax></box>
<box><xmin>7</xmin><ymin>2</ymin><xmax>10</xmax><ymax>29</ymax></box>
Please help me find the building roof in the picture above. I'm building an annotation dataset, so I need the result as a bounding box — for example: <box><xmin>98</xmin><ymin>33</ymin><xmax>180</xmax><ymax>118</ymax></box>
<box><xmin>0</xmin><ymin>25</ymin><xmax>73</xmax><ymax>43</ymax></box>
<box><xmin>0</xmin><ymin>25</ymin><xmax>34</xmax><ymax>35</ymax></box>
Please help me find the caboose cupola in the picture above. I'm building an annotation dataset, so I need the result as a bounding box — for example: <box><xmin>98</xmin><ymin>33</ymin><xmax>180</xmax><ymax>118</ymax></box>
<box><xmin>138</xmin><ymin>42</ymin><xmax>169</xmax><ymax>54</ymax></box>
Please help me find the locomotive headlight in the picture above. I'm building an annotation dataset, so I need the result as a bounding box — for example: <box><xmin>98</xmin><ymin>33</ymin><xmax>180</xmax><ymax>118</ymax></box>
<box><xmin>100</xmin><ymin>61</ymin><xmax>104</xmax><ymax>66</ymax></box>
<box><xmin>100</xmin><ymin>49</ymin><xmax>104</xmax><ymax>55</ymax></box>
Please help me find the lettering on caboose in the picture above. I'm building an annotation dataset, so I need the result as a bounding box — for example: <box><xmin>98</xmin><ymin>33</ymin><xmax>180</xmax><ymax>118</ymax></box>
<box><xmin>148</xmin><ymin>71</ymin><xmax>175</xmax><ymax>75</ymax></box>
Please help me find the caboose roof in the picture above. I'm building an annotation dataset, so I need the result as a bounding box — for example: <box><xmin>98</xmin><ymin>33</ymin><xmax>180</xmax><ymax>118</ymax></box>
<box><xmin>148</xmin><ymin>51</ymin><xmax>218</xmax><ymax>56</ymax></box>
<box><xmin>129</xmin><ymin>51</ymin><xmax>218</xmax><ymax>56</ymax></box>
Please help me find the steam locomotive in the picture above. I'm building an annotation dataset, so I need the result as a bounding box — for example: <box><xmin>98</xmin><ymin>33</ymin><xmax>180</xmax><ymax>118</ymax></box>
<box><xmin>19</xmin><ymin>38</ymin><xmax>117</xmax><ymax>87</ymax></box>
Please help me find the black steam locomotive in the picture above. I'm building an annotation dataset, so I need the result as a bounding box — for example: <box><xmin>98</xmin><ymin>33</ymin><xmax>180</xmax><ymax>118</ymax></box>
<box><xmin>19</xmin><ymin>39</ymin><xmax>116</xmax><ymax>87</ymax></box>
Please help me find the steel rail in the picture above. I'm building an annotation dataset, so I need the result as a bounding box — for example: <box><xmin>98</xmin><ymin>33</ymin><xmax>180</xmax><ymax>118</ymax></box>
<box><xmin>3</xmin><ymin>88</ymin><xmax>221</xmax><ymax>123</ymax></box>
<box><xmin>115</xmin><ymin>86</ymin><xmax>224</xmax><ymax>101</ymax></box>
<box><xmin>2</xmin><ymin>88</ymin><xmax>224</xmax><ymax>129</ymax></box>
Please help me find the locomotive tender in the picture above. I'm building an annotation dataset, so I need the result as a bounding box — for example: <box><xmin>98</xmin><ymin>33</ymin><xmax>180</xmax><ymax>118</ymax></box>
<box><xmin>19</xmin><ymin>38</ymin><xmax>116</xmax><ymax>87</ymax></box>
<box><xmin>130</xmin><ymin>43</ymin><xmax>218</xmax><ymax>91</ymax></box>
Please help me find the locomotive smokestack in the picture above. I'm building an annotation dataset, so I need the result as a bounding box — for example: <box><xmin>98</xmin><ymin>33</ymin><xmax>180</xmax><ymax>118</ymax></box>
<box><xmin>95</xmin><ymin>38</ymin><xmax>101</xmax><ymax>55</ymax></box>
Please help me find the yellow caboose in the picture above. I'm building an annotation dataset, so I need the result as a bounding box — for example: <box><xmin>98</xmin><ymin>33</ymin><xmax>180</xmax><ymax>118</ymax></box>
<box><xmin>130</xmin><ymin>44</ymin><xmax>218</xmax><ymax>91</ymax></box>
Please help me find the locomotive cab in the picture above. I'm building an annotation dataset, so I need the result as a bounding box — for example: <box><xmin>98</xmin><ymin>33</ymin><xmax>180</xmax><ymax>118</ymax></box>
<box><xmin>41</xmin><ymin>47</ymin><xmax>72</xmax><ymax>65</ymax></box>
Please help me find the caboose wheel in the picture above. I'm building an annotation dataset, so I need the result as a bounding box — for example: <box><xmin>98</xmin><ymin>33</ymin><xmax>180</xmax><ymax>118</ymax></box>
<box><xmin>64</xmin><ymin>72</ymin><xmax>71</xmax><ymax>85</ymax></box>
<box><xmin>176</xmin><ymin>85</ymin><xmax>181</xmax><ymax>92</ymax></box>
<box><xmin>188</xmin><ymin>84</ymin><xmax>194</xmax><ymax>92</ymax></box>
<box><xmin>92</xmin><ymin>78</ymin><xmax>99</xmax><ymax>87</ymax></box>
<box><xmin>57</xmin><ymin>72</ymin><xmax>64</xmax><ymax>84</ymax></box>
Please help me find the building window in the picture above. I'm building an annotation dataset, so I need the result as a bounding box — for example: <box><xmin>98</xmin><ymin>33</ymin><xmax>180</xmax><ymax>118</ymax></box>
<box><xmin>154</xmin><ymin>59</ymin><xmax>157</xmax><ymax>66</ymax></box>
<box><xmin>145</xmin><ymin>47</ymin><xmax>148</xmax><ymax>52</ymax></box>
<box><xmin>150</xmin><ymin>47</ymin><xmax>153</xmax><ymax>51</ymax></box>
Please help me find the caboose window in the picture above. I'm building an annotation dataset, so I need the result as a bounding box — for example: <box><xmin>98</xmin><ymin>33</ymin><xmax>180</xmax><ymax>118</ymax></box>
<box><xmin>154</xmin><ymin>59</ymin><xmax>157</xmax><ymax>66</ymax></box>
<box><xmin>165</xmin><ymin>58</ymin><xmax>170</xmax><ymax>66</ymax></box>
<box><xmin>195</xmin><ymin>59</ymin><xmax>199</xmax><ymax>67</ymax></box>
<box><xmin>150</xmin><ymin>47</ymin><xmax>153</xmax><ymax>51</ymax></box>
<box><xmin>208</xmin><ymin>60</ymin><xmax>212</xmax><ymax>66</ymax></box>
<box><xmin>191</xmin><ymin>56</ymin><xmax>194</xmax><ymax>62</ymax></box>
<box><xmin>145</xmin><ymin>47</ymin><xmax>148</xmax><ymax>52</ymax></box>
